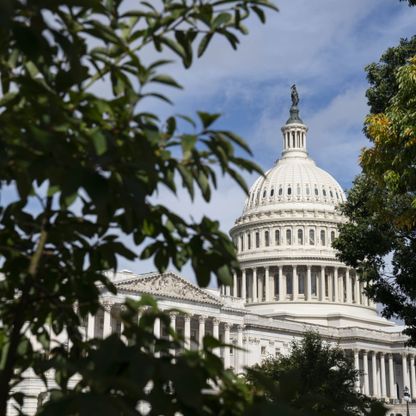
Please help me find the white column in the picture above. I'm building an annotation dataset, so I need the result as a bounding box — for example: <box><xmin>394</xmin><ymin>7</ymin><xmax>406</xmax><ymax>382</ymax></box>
<box><xmin>410</xmin><ymin>355</ymin><xmax>416</xmax><ymax>399</ymax></box>
<box><xmin>380</xmin><ymin>353</ymin><xmax>387</xmax><ymax>398</ymax></box>
<box><xmin>242</xmin><ymin>269</ymin><xmax>247</xmax><ymax>301</ymax></box>
<box><xmin>354</xmin><ymin>275</ymin><xmax>360</xmax><ymax>304</ymax></box>
<box><xmin>293</xmin><ymin>266</ymin><xmax>298</xmax><ymax>301</ymax></box>
<box><xmin>333</xmin><ymin>267</ymin><xmax>339</xmax><ymax>303</ymax></box>
<box><xmin>258</xmin><ymin>272</ymin><xmax>263</xmax><ymax>302</ymax></box>
<box><xmin>278</xmin><ymin>265</ymin><xmax>285</xmax><ymax>301</ymax></box>
<box><xmin>306</xmin><ymin>265</ymin><xmax>312</xmax><ymax>301</ymax></box>
<box><xmin>237</xmin><ymin>325</ymin><xmax>244</xmax><ymax>373</ymax></box>
<box><xmin>198</xmin><ymin>315</ymin><xmax>205</xmax><ymax>349</ymax></box>
<box><xmin>270</xmin><ymin>268</ymin><xmax>275</xmax><ymax>301</ymax></box>
<box><xmin>252</xmin><ymin>268</ymin><xmax>257</xmax><ymax>303</ymax></box>
<box><xmin>403</xmin><ymin>353</ymin><xmax>409</xmax><ymax>395</ymax></box>
<box><xmin>265</xmin><ymin>267</ymin><xmax>270</xmax><ymax>302</ymax></box>
<box><xmin>87</xmin><ymin>314</ymin><xmax>95</xmax><ymax>339</ymax></box>
<box><xmin>372</xmin><ymin>351</ymin><xmax>378</xmax><ymax>397</ymax></box>
<box><xmin>103</xmin><ymin>307</ymin><xmax>112</xmax><ymax>338</ymax></box>
<box><xmin>346</xmin><ymin>269</ymin><xmax>352</xmax><ymax>304</ymax></box>
<box><xmin>169</xmin><ymin>313</ymin><xmax>177</xmax><ymax>356</ymax></box>
<box><xmin>354</xmin><ymin>349</ymin><xmax>360</xmax><ymax>391</ymax></box>
<box><xmin>319</xmin><ymin>266</ymin><xmax>325</xmax><ymax>301</ymax></box>
<box><xmin>363</xmin><ymin>351</ymin><xmax>369</xmax><ymax>395</ymax></box>
<box><xmin>184</xmin><ymin>315</ymin><xmax>191</xmax><ymax>349</ymax></box>
<box><xmin>213</xmin><ymin>318</ymin><xmax>220</xmax><ymax>356</ymax></box>
<box><xmin>154</xmin><ymin>317</ymin><xmax>161</xmax><ymax>338</ymax></box>
<box><xmin>223</xmin><ymin>323</ymin><xmax>230</xmax><ymax>368</ymax></box>
<box><xmin>225</xmin><ymin>285</ymin><xmax>230</xmax><ymax>296</ymax></box>
<box><xmin>388</xmin><ymin>353</ymin><xmax>395</xmax><ymax>400</ymax></box>
<box><xmin>233</xmin><ymin>273</ymin><xmax>238</xmax><ymax>297</ymax></box>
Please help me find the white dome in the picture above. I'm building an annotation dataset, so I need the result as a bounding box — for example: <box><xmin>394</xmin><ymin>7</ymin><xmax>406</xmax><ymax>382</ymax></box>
<box><xmin>243</xmin><ymin>154</ymin><xmax>346</xmax><ymax>214</ymax></box>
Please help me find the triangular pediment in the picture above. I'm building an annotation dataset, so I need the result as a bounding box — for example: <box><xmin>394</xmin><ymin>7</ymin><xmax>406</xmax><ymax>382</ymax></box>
<box><xmin>115</xmin><ymin>271</ymin><xmax>222</xmax><ymax>306</ymax></box>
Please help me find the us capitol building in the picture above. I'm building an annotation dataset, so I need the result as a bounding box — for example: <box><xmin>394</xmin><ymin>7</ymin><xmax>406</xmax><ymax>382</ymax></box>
<box><xmin>15</xmin><ymin>90</ymin><xmax>416</xmax><ymax>415</ymax></box>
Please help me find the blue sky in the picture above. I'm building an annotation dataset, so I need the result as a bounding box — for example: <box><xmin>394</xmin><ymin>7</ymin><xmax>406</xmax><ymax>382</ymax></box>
<box><xmin>121</xmin><ymin>0</ymin><xmax>416</xmax><ymax>280</ymax></box>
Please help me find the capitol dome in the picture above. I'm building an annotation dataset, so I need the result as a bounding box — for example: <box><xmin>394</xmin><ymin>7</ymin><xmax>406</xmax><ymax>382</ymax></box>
<box><xmin>229</xmin><ymin>87</ymin><xmax>390</xmax><ymax>329</ymax></box>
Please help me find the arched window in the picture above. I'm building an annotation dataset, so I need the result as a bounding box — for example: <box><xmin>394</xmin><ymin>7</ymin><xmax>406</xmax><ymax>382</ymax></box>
<box><xmin>320</xmin><ymin>230</ymin><xmax>326</xmax><ymax>246</ymax></box>
<box><xmin>287</xmin><ymin>186</ymin><xmax>292</xmax><ymax>195</ymax></box>
<box><xmin>247</xmin><ymin>233</ymin><xmax>251</xmax><ymax>250</ymax></box>
<box><xmin>265</xmin><ymin>230</ymin><xmax>270</xmax><ymax>247</ymax></box>
<box><xmin>314</xmin><ymin>186</ymin><xmax>319</xmax><ymax>196</ymax></box>
<box><xmin>330</xmin><ymin>190</ymin><xmax>333</xmax><ymax>198</ymax></box>
<box><xmin>298</xmin><ymin>229</ymin><xmax>303</xmax><ymax>245</ymax></box>
<box><xmin>270</xmin><ymin>188</ymin><xmax>274</xmax><ymax>197</ymax></box>
<box><xmin>263</xmin><ymin>189</ymin><xmax>267</xmax><ymax>198</ymax></box>
<box><xmin>275</xmin><ymin>229</ymin><xmax>280</xmax><ymax>245</ymax></box>
<box><xmin>255</xmin><ymin>232</ymin><xmax>260</xmax><ymax>248</ymax></box>
<box><xmin>286</xmin><ymin>229</ymin><xmax>292</xmax><ymax>245</ymax></box>
<box><xmin>240</xmin><ymin>235</ymin><xmax>244</xmax><ymax>251</ymax></box>
<box><xmin>278</xmin><ymin>187</ymin><xmax>283</xmax><ymax>196</ymax></box>
<box><xmin>309</xmin><ymin>229</ymin><xmax>315</xmax><ymax>245</ymax></box>
<box><xmin>322</xmin><ymin>188</ymin><xmax>327</xmax><ymax>197</ymax></box>
<box><xmin>331</xmin><ymin>231</ymin><xmax>335</xmax><ymax>243</ymax></box>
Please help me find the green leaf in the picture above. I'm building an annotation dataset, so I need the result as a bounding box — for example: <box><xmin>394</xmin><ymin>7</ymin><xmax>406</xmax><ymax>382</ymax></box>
<box><xmin>198</xmin><ymin>33</ymin><xmax>213</xmax><ymax>57</ymax></box>
<box><xmin>92</xmin><ymin>131</ymin><xmax>107</xmax><ymax>156</ymax></box>
<box><xmin>198</xmin><ymin>112</ymin><xmax>221</xmax><ymax>129</ymax></box>
<box><xmin>212</xmin><ymin>13</ymin><xmax>232</xmax><ymax>28</ymax></box>
<box><xmin>150</xmin><ymin>74</ymin><xmax>183</xmax><ymax>89</ymax></box>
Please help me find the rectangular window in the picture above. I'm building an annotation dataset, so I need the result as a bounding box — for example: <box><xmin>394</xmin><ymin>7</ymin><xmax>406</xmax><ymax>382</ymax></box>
<box><xmin>286</xmin><ymin>229</ymin><xmax>292</xmax><ymax>245</ymax></box>
<box><xmin>265</xmin><ymin>231</ymin><xmax>270</xmax><ymax>247</ymax></box>
<box><xmin>309</xmin><ymin>229</ymin><xmax>315</xmax><ymax>245</ymax></box>
<box><xmin>275</xmin><ymin>229</ymin><xmax>280</xmax><ymax>245</ymax></box>
<box><xmin>256</xmin><ymin>232</ymin><xmax>260</xmax><ymax>248</ymax></box>
<box><xmin>320</xmin><ymin>230</ymin><xmax>326</xmax><ymax>246</ymax></box>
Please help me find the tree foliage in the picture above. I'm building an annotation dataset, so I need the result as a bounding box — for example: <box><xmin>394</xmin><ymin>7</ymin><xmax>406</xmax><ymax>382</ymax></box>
<box><xmin>334</xmin><ymin>54</ymin><xmax>416</xmax><ymax>344</ymax></box>
<box><xmin>0</xmin><ymin>0</ymin><xmax>279</xmax><ymax>413</ymax></box>
<box><xmin>246</xmin><ymin>332</ymin><xmax>386</xmax><ymax>416</ymax></box>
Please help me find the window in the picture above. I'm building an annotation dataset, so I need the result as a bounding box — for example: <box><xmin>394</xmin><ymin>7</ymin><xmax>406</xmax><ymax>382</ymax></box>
<box><xmin>314</xmin><ymin>186</ymin><xmax>319</xmax><ymax>196</ymax></box>
<box><xmin>299</xmin><ymin>273</ymin><xmax>305</xmax><ymax>294</ymax></box>
<box><xmin>255</xmin><ymin>232</ymin><xmax>260</xmax><ymax>248</ymax></box>
<box><xmin>270</xmin><ymin>188</ymin><xmax>274</xmax><ymax>197</ymax></box>
<box><xmin>298</xmin><ymin>229</ymin><xmax>303</xmax><ymax>245</ymax></box>
<box><xmin>322</xmin><ymin>188</ymin><xmax>327</xmax><ymax>197</ymax></box>
<box><xmin>330</xmin><ymin>190</ymin><xmax>333</xmax><ymax>198</ymax></box>
<box><xmin>297</xmin><ymin>185</ymin><xmax>301</xmax><ymax>195</ymax></box>
<box><xmin>275</xmin><ymin>229</ymin><xmax>280</xmax><ymax>245</ymax></box>
<box><xmin>261</xmin><ymin>346</ymin><xmax>266</xmax><ymax>355</ymax></box>
<box><xmin>263</xmin><ymin>189</ymin><xmax>267</xmax><ymax>198</ymax></box>
<box><xmin>247</xmin><ymin>233</ymin><xmax>251</xmax><ymax>250</ymax></box>
<box><xmin>278</xmin><ymin>187</ymin><xmax>283</xmax><ymax>196</ymax></box>
<box><xmin>331</xmin><ymin>231</ymin><xmax>335</xmax><ymax>243</ymax></box>
<box><xmin>309</xmin><ymin>229</ymin><xmax>315</xmax><ymax>245</ymax></box>
<box><xmin>320</xmin><ymin>230</ymin><xmax>326</xmax><ymax>246</ymax></box>
<box><xmin>240</xmin><ymin>235</ymin><xmax>244</xmax><ymax>251</ymax></box>
<box><xmin>287</xmin><ymin>186</ymin><xmax>292</xmax><ymax>195</ymax></box>
<box><xmin>306</xmin><ymin>185</ymin><xmax>310</xmax><ymax>195</ymax></box>
<box><xmin>286</xmin><ymin>229</ymin><xmax>292</xmax><ymax>245</ymax></box>
<box><xmin>265</xmin><ymin>230</ymin><xmax>270</xmax><ymax>247</ymax></box>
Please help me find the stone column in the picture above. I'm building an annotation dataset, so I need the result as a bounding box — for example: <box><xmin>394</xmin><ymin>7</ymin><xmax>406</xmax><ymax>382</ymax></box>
<box><xmin>237</xmin><ymin>325</ymin><xmax>244</xmax><ymax>373</ymax></box>
<box><xmin>258</xmin><ymin>272</ymin><xmax>263</xmax><ymax>302</ymax></box>
<box><xmin>213</xmin><ymin>318</ymin><xmax>220</xmax><ymax>356</ymax></box>
<box><xmin>306</xmin><ymin>265</ymin><xmax>312</xmax><ymax>301</ymax></box>
<box><xmin>169</xmin><ymin>313</ymin><xmax>177</xmax><ymax>356</ymax></box>
<box><xmin>380</xmin><ymin>353</ymin><xmax>387</xmax><ymax>398</ymax></box>
<box><xmin>319</xmin><ymin>266</ymin><xmax>325</xmax><ymax>301</ymax></box>
<box><xmin>233</xmin><ymin>273</ymin><xmax>238</xmax><ymax>297</ymax></box>
<box><xmin>346</xmin><ymin>269</ymin><xmax>352</xmax><ymax>303</ymax></box>
<box><xmin>242</xmin><ymin>269</ymin><xmax>247</xmax><ymax>301</ymax></box>
<box><xmin>252</xmin><ymin>268</ymin><xmax>257</xmax><ymax>303</ymax></box>
<box><xmin>278</xmin><ymin>265</ymin><xmax>285</xmax><ymax>301</ymax></box>
<box><xmin>265</xmin><ymin>267</ymin><xmax>270</xmax><ymax>302</ymax></box>
<box><xmin>87</xmin><ymin>314</ymin><xmax>95</xmax><ymax>339</ymax></box>
<box><xmin>223</xmin><ymin>323</ymin><xmax>230</xmax><ymax>368</ymax></box>
<box><xmin>354</xmin><ymin>349</ymin><xmax>360</xmax><ymax>391</ymax></box>
<box><xmin>372</xmin><ymin>351</ymin><xmax>378</xmax><ymax>397</ymax></box>
<box><xmin>184</xmin><ymin>315</ymin><xmax>191</xmax><ymax>349</ymax></box>
<box><xmin>270</xmin><ymin>268</ymin><xmax>275</xmax><ymax>301</ymax></box>
<box><xmin>354</xmin><ymin>275</ymin><xmax>360</xmax><ymax>304</ymax></box>
<box><xmin>388</xmin><ymin>353</ymin><xmax>395</xmax><ymax>400</ymax></box>
<box><xmin>363</xmin><ymin>351</ymin><xmax>369</xmax><ymax>395</ymax></box>
<box><xmin>225</xmin><ymin>285</ymin><xmax>230</xmax><ymax>296</ymax></box>
<box><xmin>293</xmin><ymin>266</ymin><xmax>298</xmax><ymax>301</ymax></box>
<box><xmin>198</xmin><ymin>315</ymin><xmax>205</xmax><ymax>349</ymax></box>
<box><xmin>154</xmin><ymin>317</ymin><xmax>161</xmax><ymax>338</ymax></box>
<box><xmin>410</xmin><ymin>355</ymin><xmax>416</xmax><ymax>399</ymax></box>
<box><xmin>334</xmin><ymin>267</ymin><xmax>339</xmax><ymax>303</ymax></box>
<box><xmin>103</xmin><ymin>307</ymin><xmax>112</xmax><ymax>338</ymax></box>
<box><xmin>402</xmin><ymin>353</ymin><xmax>409</xmax><ymax>395</ymax></box>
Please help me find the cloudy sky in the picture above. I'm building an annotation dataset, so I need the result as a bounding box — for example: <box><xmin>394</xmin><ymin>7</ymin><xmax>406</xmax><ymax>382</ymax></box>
<box><xmin>120</xmin><ymin>0</ymin><xmax>415</xmax><ymax>281</ymax></box>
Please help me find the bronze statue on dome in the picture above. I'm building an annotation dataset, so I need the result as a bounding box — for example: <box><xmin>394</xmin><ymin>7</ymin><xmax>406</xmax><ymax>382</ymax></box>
<box><xmin>291</xmin><ymin>84</ymin><xmax>299</xmax><ymax>107</ymax></box>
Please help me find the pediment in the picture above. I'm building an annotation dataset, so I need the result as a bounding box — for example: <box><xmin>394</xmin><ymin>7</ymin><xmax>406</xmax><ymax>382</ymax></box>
<box><xmin>115</xmin><ymin>271</ymin><xmax>222</xmax><ymax>306</ymax></box>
